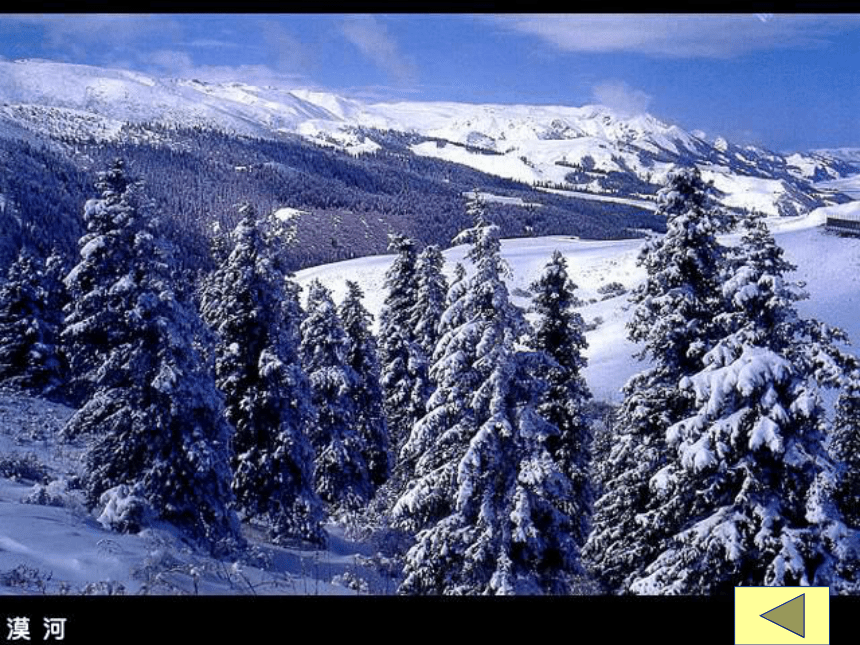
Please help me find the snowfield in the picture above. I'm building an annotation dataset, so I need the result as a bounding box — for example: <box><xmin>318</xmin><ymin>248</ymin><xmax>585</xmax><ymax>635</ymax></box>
<box><xmin>296</xmin><ymin>201</ymin><xmax>860</xmax><ymax>403</ymax></box>
<box><xmin>537</xmin><ymin>186</ymin><xmax>658</xmax><ymax>211</ymax></box>
<box><xmin>817</xmin><ymin>174</ymin><xmax>860</xmax><ymax>199</ymax></box>
<box><xmin>2</xmin><ymin>200</ymin><xmax>860</xmax><ymax>595</ymax></box>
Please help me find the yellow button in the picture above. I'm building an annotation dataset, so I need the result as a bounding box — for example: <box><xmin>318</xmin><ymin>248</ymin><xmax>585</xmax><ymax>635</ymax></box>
<box><xmin>735</xmin><ymin>587</ymin><xmax>829</xmax><ymax>644</ymax></box>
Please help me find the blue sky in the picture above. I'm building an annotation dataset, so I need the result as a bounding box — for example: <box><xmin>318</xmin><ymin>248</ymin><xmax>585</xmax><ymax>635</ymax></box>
<box><xmin>0</xmin><ymin>14</ymin><xmax>858</xmax><ymax>152</ymax></box>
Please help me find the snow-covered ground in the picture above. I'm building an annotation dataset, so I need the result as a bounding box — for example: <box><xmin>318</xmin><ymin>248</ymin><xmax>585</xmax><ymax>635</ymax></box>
<box><xmin>0</xmin><ymin>390</ymin><xmax>398</xmax><ymax>596</ymax></box>
<box><xmin>462</xmin><ymin>191</ymin><xmax>543</xmax><ymax>208</ymax></box>
<box><xmin>699</xmin><ymin>168</ymin><xmax>793</xmax><ymax>217</ymax></box>
<box><xmin>816</xmin><ymin>173</ymin><xmax>860</xmax><ymax>199</ymax></box>
<box><xmin>296</xmin><ymin>200</ymin><xmax>860</xmax><ymax>404</ymax></box>
<box><xmin>537</xmin><ymin>186</ymin><xmax>658</xmax><ymax>211</ymax></box>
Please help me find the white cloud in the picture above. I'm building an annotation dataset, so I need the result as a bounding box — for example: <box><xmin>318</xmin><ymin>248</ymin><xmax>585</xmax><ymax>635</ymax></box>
<box><xmin>259</xmin><ymin>20</ymin><xmax>313</xmax><ymax>74</ymax></box>
<box><xmin>142</xmin><ymin>49</ymin><xmax>307</xmax><ymax>87</ymax></box>
<box><xmin>591</xmin><ymin>80</ymin><xmax>652</xmax><ymax>116</ymax></box>
<box><xmin>187</xmin><ymin>38</ymin><xmax>245</xmax><ymax>50</ymax></box>
<box><xmin>493</xmin><ymin>14</ymin><xmax>860</xmax><ymax>58</ymax></box>
<box><xmin>147</xmin><ymin>50</ymin><xmax>196</xmax><ymax>75</ymax></box>
<box><xmin>4</xmin><ymin>14</ymin><xmax>181</xmax><ymax>53</ymax></box>
<box><xmin>340</xmin><ymin>15</ymin><xmax>417</xmax><ymax>86</ymax></box>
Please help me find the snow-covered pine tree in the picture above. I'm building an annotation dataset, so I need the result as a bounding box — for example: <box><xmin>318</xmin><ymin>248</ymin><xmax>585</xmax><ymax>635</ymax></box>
<box><xmin>627</xmin><ymin>212</ymin><xmax>854</xmax><ymax>593</ymax></box>
<box><xmin>61</xmin><ymin>161</ymin><xmax>142</xmax><ymax>406</ymax></box>
<box><xmin>583</xmin><ymin>167</ymin><xmax>729</xmax><ymax>592</ymax></box>
<box><xmin>528</xmin><ymin>250</ymin><xmax>592</xmax><ymax>548</ymax></box>
<box><xmin>832</xmin><ymin>369</ymin><xmax>860</xmax><ymax>529</ymax></box>
<box><xmin>370</xmin><ymin>260</ymin><xmax>464</xmax><ymax>520</ymax></box>
<box><xmin>434</xmin><ymin>261</ymin><xmax>469</xmax><ymax>331</ymax></box>
<box><xmin>42</xmin><ymin>248</ymin><xmax>70</xmax><ymax>378</ymax></box>
<box><xmin>0</xmin><ymin>248</ymin><xmax>63</xmax><ymax>394</ymax></box>
<box><xmin>379</xmin><ymin>234</ymin><xmax>426</xmax><ymax>453</ymax></box>
<box><xmin>339</xmin><ymin>280</ymin><xmax>391</xmax><ymax>489</ymax></box>
<box><xmin>301</xmin><ymin>279</ymin><xmax>372</xmax><ymax>512</ymax></box>
<box><xmin>411</xmin><ymin>245</ymin><xmax>449</xmax><ymax>361</ymax></box>
<box><xmin>63</xmin><ymin>160</ymin><xmax>242</xmax><ymax>554</ymax></box>
<box><xmin>828</xmin><ymin>367</ymin><xmax>860</xmax><ymax>593</ymax></box>
<box><xmin>393</xmin><ymin>201</ymin><xmax>582</xmax><ymax>595</ymax></box>
<box><xmin>200</xmin><ymin>206</ymin><xmax>325</xmax><ymax>546</ymax></box>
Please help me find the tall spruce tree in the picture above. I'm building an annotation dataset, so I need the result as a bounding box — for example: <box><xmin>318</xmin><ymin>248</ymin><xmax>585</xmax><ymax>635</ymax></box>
<box><xmin>627</xmin><ymin>213</ymin><xmax>853</xmax><ymax>593</ymax></box>
<box><xmin>339</xmin><ymin>280</ymin><xmax>391</xmax><ymax>490</ymax></box>
<box><xmin>301</xmin><ymin>279</ymin><xmax>372</xmax><ymax>511</ymax></box>
<box><xmin>832</xmin><ymin>369</ymin><xmax>860</xmax><ymax>530</ymax></box>
<box><xmin>200</xmin><ymin>206</ymin><xmax>325</xmax><ymax>546</ymax></box>
<box><xmin>379</xmin><ymin>234</ymin><xmax>426</xmax><ymax>452</ymax></box>
<box><xmin>828</xmin><ymin>368</ymin><xmax>860</xmax><ymax>593</ymax></box>
<box><xmin>393</xmin><ymin>200</ymin><xmax>582</xmax><ymax>595</ymax></box>
<box><xmin>63</xmin><ymin>160</ymin><xmax>242</xmax><ymax>554</ymax></box>
<box><xmin>61</xmin><ymin>161</ymin><xmax>140</xmax><ymax>406</ymax></box>
<box><xmin>528</xmin><ymin>250</ymin><xmax>593</xmax><ymax>548</ymax></box>
<box><xmin>0</xmin><ymin>248</ymin><xmax>64</xmax><ymax>394</ymax></box>
<box><xmin>411</xmin><ymin>245</ymin><xmax>449</xmax><ymax>361</ymax></box>
<box><xmin>43</xmin><ymin>249</ymin><xmax>70</xmax><ymax>391</ymax></box>
<box><xmin>583</xmin><ymin>168</ymin><xmax>729</xmax><ymax>592</ymax></box>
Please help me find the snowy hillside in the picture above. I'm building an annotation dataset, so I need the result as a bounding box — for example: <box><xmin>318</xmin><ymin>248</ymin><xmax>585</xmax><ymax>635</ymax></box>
<box><xmin>296</xmin><ymin>201</ymin><xmax>860</xmax><ymax>403</ymax></box>
<box><xmin>0</xmin><ymin>391</ymin><xmax>398</xmax><ymax>596</ymax></box>
<box><xmin>1</xmin><ymin>59</ymin><xmax>858</xmax><ymax>219</ymax></box>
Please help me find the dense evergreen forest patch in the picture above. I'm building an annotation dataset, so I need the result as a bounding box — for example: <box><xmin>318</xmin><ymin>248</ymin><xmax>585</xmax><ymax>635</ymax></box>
<box><xmin>0</xmin><ymin>124</ymin><xmax>664</xmax><ymax>275</ymax></box>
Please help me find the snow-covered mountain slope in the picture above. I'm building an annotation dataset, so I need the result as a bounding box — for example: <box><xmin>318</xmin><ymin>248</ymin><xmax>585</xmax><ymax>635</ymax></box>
<box><xmin>1</xmin><ymin>59</ymin><xmax>858</xmax><ymax>219</ymax></box>
<box><xmin>814</xmin><ymin>148</ymin><xmax>860</xmax><ymax>165</ymax></box>
<box><xmin>817</xmin><ymin>174</ymin><xmax>860</xmax><ymax>200</ymax></box>
<box><xmin>0</xmin><ymin>59</ymin><xmax>347</xmax><ymax>139</ymax></box>
<box><xmin>295</xmin><ymin>201</ymin><xmax>860</xmax><ymax>403</ymax></box>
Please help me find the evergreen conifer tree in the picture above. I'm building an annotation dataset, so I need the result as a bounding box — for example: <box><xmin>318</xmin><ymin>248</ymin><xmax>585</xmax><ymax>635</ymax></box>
<box><xmin>832</xmin><ymin>369</ymin><xmax>860</xmax><ymax>530</ymax></box>
<box><xmin>200</xmin><ymin>206</ymin><xmax>325</xmax><ymax>546</ymax></box>
<box><xmin>583</xmin><ymin>168</ymin><xmax>729</xmax><ymax>591</ymax></box>
<box><xmin>411</xmin><ymin>245</ymin><xmax>449</xmax><ymax>360</ymax></box>
<box><xmin>0</xmin><ymin>248</ymin><xmax>64</xmax><ymax>394</ymax></box>
<box><xmin>301</xmin><ymin>279</ymin><xmax>372</xmax><ymax>511</ymax></box>
<box><xmin>528</xmin><ymin>250</ymin><xmax>593</xmax><ymax>548</ymax></box>
<box><xmin>339</xmin><ymin>280</ymin><xmax>391</xmax><ymax>489</ymax></box>
<box><xmin>393</xmin><ymin>200</ymin><xmax>582</xmax><ymax>594</ymax></box>
<box><xmin>63</xmin><ymin>160</ymin><xmax>242</xmax><ymax>554</ymax></box>
<box><xmin>379</xmin><ymin>234</ymin><xmax>426</xmax><ymax>452</ymax></box>
<box><xmin>627</xmin><ymin>213</ymin><xmax>853</xmax><ymax>593</ymax></box>
<box><xmin>828</xmin><ymin>368</ymin><xmax>860</xmax><ymax>593</ymax></box>
<box><xmin>62</xmin><ymin>161</ymin><xmax>141</xmax><ymax>406</ymax></box>
<box><xmin>43</xmin><ymin>249</ymin><xmax>70</xmax><ymax>390</ymax></box>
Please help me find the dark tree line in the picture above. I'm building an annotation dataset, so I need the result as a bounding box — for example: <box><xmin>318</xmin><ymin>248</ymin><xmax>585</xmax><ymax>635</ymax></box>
<box><xmin>0</xmin><ymin>124</ymin><xmax>663</xmax><ymax>283</ymax></box>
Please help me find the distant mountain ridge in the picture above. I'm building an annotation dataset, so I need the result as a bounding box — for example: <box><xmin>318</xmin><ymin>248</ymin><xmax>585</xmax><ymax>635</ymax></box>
<box><xmin>1</xmin><ymin>58</ymin><xmax>858</xmax><ymax>220</ymax></box>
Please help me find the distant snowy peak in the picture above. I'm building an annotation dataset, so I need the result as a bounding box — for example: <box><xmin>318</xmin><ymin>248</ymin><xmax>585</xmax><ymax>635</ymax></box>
<box><xmin>0</xmin><ymin>59</ymin><xmax>349</xmax><ymax>136</ymax></box>
<box><xmin>814</xmin><ymin>148</ymin><xmax>860</xmax><ymax>164</ymax></box>
<box><xmin>348</xmin><ymin>100</ymin><xmax>700</xmax><ymax>156</ymax></box>
<box><xmin>0</xmin><ymin>59</ymin><xmax>689</xmax><ymax>152</ymax></box>
<box><xmin>1</xmin><ymin>58</ymin><xmax>859</xmax><ymax>219</ymax></box>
